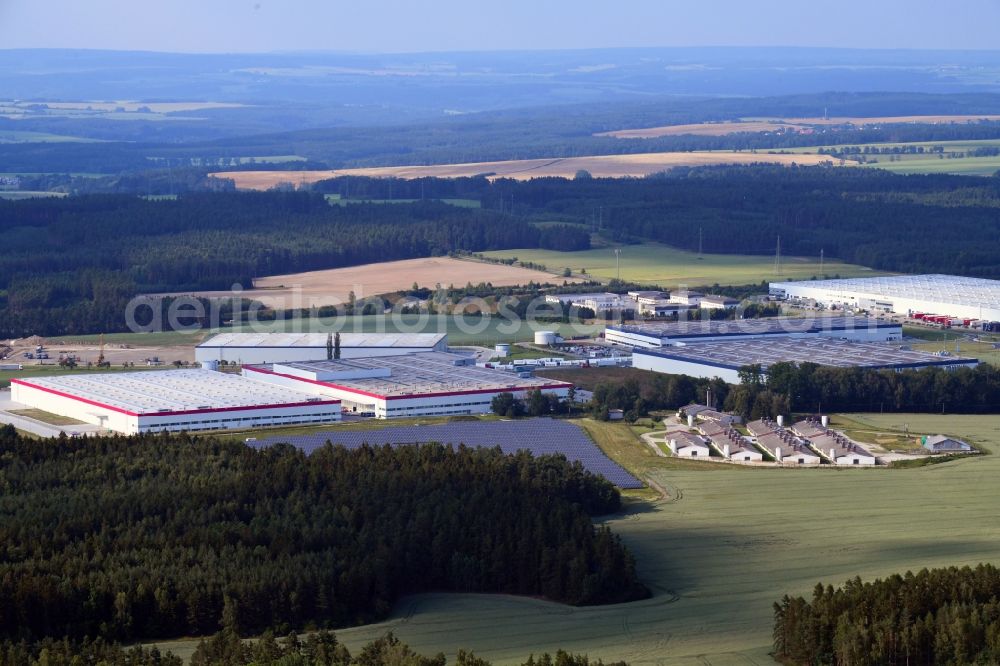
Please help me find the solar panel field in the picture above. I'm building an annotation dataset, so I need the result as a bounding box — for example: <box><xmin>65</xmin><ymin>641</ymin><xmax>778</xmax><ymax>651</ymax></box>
<box><xmin>251</xmin><ymin>418</ymin><xmax>641</xmax><ymax>489</ymax></box>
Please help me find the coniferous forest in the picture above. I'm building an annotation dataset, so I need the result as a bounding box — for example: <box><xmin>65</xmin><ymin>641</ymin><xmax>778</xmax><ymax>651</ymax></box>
<box><xmin>774</xmin><ymin>565</ymin><xmax>1000</xmax><ymax>665</ymax></box>
<box><xmin>0</xmin><ymin>425</ymin><xmax>647</xmax><ymax>644</ymax></box>
<box><xmin>0</xmin><ymin>630</ymin><xmax>629</xmax><ymax>666</ymax></box>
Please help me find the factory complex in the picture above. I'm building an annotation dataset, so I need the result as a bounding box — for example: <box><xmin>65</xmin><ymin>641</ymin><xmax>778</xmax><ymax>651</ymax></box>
<box><xmin>632</xmin><ymin>337</ymin><xmax>978</xmax><ymax>383</ymax></box>
<box><xmin>243</xmin><ymin>351</ymin><xmax>571</xmax><ymax>419</ymax></box>
<box><xmin>8</xmin><ymin>334</ymin><xmax>572</xmax><ymax>433</ymax></box>
<box><xmin>606</xmin><ymin>316</ymin><xmax>902</xmax><ymax>349</ymax></box>
<box><xmin>196</xmin><ymin>332</ymin><xmax>449</xmax><ymax>365</ymax></box>
<box><xmin>770</xmin><ymin>274</ymin><xmax>1000</xmax><ymax>324</ymax></box>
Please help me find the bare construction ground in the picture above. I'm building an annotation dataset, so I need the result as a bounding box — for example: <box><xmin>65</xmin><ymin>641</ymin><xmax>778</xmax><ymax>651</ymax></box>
<box><xmin>211</xmin><ymin>151</ymin><xmax>839</xmax><ymax>189</ymax></box>
<box><xmin>600</xmin><ymin>114</ymin><xmax>1000</xmax><ymax>139</ymax></box>
<box><xmin>157</xmin><ymin>257</ymin><xmax>578</xmax><ymax>309</ymax></box>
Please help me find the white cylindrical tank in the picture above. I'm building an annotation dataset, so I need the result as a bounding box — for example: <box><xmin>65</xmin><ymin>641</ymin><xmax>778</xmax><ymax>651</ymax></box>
<box><xmin>687</xmin><ymin>414</ymin><xmax>694</xmax><ymax>427</ymax></box>
<box><xmin>202</xmin><ymin>359</ymin><xmax>219</xmax><ymax>372</ymax></box>
<box><xmin>776</xmin><ymin>415</ymin><xmax>784</xmax><ymax>427</ymax></box>
<box><xmin>821</xmin><ymin>415</ymin><xmax>829</xmax><ymax>427</ymax></box>
<box><xmin>494</xmin><ymin>343</ymin><xmax>511</xmax><ymax>357</ymax></box>
<box><xmin>534</xmin><ymin>331</ymin><xmax>557</xmax><ymax>345</ymax></box>
<box><xmin>775</xmin><ymin>446</ymin><xmax>782</xmax><ymax>463</ymax></box>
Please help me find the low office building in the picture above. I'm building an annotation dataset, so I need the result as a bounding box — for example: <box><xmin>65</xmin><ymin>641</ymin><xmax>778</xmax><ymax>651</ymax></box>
<box><xmin>196</xmin><ymin>332</ymin><xmax>448</xmax><ymax>365</ymax></box>
<box><xmin>10</xmin><ymin>369</ymin><xmax>341</xmax><ymax>434</ymax></box>
<box><xmin>699</xmin><ymin>295</ymin><xmax>741</xmax><ymax>310</ymax></box>
<box><xmin>606</xmin><ymin>316</ymin><xmax>902</xmax><ymax>349</ymax></box>
<box><xmin>669</xmin><ymin>290</ymin><xmax>704</xmax><ymax>306</ymax></box>
<box><xmin>633</xmin><ymin>337</ymin><xmax>978</xmax><ymax>383</ymax></box>
<box><xmin>244</xmin><ymin>351</ymin><xmax>572</xmax><ymax>418</ymax></box>
<box><xmin>545</xmin><ymin>292</ymin><xmax>634</xmax><ymax>316</ymax></box>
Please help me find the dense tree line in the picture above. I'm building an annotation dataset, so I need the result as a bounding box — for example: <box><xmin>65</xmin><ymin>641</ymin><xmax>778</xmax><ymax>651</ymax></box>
<box><xmin>719</xmin><ymin>361</ymin><xmax>1000</xmax><ymax>419</ymax></box>
<box><xmin>0</xmin><ymin>630</ymin><xmax>629</xmax><ymax>666</ymax></box>
<box><xmin>0</xmin><ymin>425</ymin><xmax>646</xmax><ymax>644</ymax></box>
<box><xmin>311</xmin><ymin>168</ymin><xmax>1000</xmax><ymax>279</ymax></box>
<box><xmin>774</xmin><ymin>565</ymin><xmax>1000</xmax><ymax>665</ymax></box>
<box><xmin>567</xmin><ymin>370</ymin><xmax>729</xmax><ymax>422</ymax></box>
<box><xmin>0</xmin><ymin>192</ymin><xmax>587</xmax><ymax>337</ymax></box>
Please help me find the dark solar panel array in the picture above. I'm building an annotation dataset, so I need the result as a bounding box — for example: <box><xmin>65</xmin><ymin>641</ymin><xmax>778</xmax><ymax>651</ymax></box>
<box><xmin>250</xmin><ymin>418</ymin><xmax>642</xmax><ymax>488</ymax></box>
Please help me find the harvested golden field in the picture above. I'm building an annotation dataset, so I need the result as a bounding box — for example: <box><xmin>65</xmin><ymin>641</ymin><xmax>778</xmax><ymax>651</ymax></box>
<box><xmin>601</xmin><ymin>114</ymin><xmax>1000</xmax><ymax>139</ymax></box>
<box><xmin>155</xmin><ymin>257</ymin><xmax>578</xmax><ymax>309</ymax></box>
<box><xmin>212</xmin><ymin>151</ymin><xmax>840</xmax><ymax>189</ymax></box>
<box><xmin>598</xmin><ymin>120</ymin><xmax>804</xmax><ymax>138</ymax></box>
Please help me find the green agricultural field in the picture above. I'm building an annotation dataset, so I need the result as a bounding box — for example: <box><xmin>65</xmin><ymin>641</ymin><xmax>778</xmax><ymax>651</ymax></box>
<box><xmin>777</xmin><ymin>139</ymin><xmax>1000</xmax><ymax>176</ymax></box>
<box><xmin>910</xmin><ymin>339</ymin><xmax>1000</xmax><ymax>367</ymax></box>
<box><xmin>865</xmin><ymin>156</ymin><xmax>1000</xmax><ymax>176</ymax></box>
<box><xmin>150</xmin><ymin>414</ymin><xmax>1000</xmax><ymax>665</ymax></box>
<box><xmin>481</xmin><ymin>243</ymin><xmax>884</xmax><ymax>287</ymax></box>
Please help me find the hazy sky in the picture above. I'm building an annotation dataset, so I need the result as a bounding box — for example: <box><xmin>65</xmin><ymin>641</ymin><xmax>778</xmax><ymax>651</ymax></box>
<box><xmin>2</xmin><ymin>0</ymin><xmax>1000</xmax><ymax>53</ymax></box>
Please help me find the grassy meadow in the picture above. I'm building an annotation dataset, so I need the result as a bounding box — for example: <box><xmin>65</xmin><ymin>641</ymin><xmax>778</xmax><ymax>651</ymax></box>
<box><xmin>481</xmin><ymin>243</ymin><xmax>884</xmax><ymax>287</ymax></box>
<box><xmin>779</xmin><ymin>139</ymin><xmax>1000</xmax><ymax>176</ymax></box>
<box><xmin>147</xmin><ymin>413</ymin><xmax>1000</xmax><ymax>665</ymax></box>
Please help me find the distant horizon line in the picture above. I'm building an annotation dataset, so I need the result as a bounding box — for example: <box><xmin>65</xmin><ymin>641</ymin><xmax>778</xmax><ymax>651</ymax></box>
<box><xmin>4</xmin><ymin>44</ymin><xmax>1000</xmax><ymax>57</ymax></box>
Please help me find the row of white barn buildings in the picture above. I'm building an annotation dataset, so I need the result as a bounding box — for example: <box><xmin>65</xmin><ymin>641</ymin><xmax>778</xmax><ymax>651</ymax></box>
<box><xmin>667</xmin><ymin>411</ymin><xmax>877</xmax><ymax>466</ymax></box>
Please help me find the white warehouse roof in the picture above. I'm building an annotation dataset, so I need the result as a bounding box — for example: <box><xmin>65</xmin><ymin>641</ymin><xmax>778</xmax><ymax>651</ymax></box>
<box><xmin>771</xmin><ymin>274</ymin><xmax>1000</xmax><ymax>316</ymax></box>
<box><xmin>198</xmin><ymin>332</ymin><xmax>447</xmax><ymax>350</ymax></box>
<box><xmin>12</xmin><ymin>369</ymin><xmax>332</xmax><ymax>416</ymax></box>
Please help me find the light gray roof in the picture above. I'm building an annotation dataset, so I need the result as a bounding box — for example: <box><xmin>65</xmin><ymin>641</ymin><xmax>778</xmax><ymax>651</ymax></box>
<box><xmin>13</xmin><ymin>369</ymin><xmax>329</xmax><ymax>415</ymax></box>
<box><xmin>249</xmin><ymin>351</ymin><xmax>571</xmax><ymax>398</ymax></box>
<box><xmin>771</xmin><ymin>274</ymin><xmax>1000</xmax><ymax>311</ymax></box>
<box><xmin>197</xmin><ymin>332</ymin><xmax>446</xmax><ymax>349</ymax></box>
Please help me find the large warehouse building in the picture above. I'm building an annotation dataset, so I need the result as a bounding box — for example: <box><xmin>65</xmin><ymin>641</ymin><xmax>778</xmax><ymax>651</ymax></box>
<box><xmin>632</xmin><ymin>337</ymin><xmax>978</xmax><ymax>383</ymax></box>
<box><xmin>10</xmin><ymin>369</ymin><xmax>342</xmax><ymax>434</ymax></box>
<box><xmin>769</xmin><ymin>274</ymin><xmax>1000</xmax><ymax>322</ymax></box>
<box><xmin>195</xmin><ymin>332</ymin><xmax>449</xmax><ymax>365</ymax></box>
<box><xmin>606</xmin><ymin>316</ymin><xmax>901</xmax><ymax>349</ymax></box>
<box><xmin>244</xmin><ymin>351</ymin><xmax>573</xmax><ymax>418</ymax></box>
